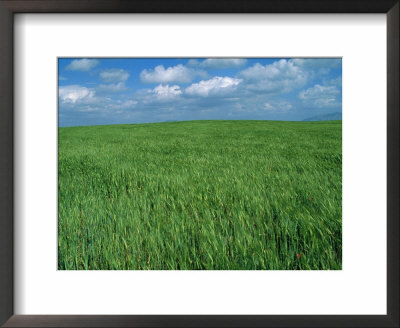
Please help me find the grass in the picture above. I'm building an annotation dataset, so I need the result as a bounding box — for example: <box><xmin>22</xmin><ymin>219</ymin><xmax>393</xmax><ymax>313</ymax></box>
<box><xmin>58</xmin><ymin>120</ymin><xmax>342</xmax><ymax>270</ymax></box>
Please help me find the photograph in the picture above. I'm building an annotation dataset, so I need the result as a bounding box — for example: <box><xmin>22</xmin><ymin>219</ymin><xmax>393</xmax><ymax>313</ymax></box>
<box><xmin>58</xmin><ymin>57</ymin><xmax>342</xmax><ymax>270</ymax></box>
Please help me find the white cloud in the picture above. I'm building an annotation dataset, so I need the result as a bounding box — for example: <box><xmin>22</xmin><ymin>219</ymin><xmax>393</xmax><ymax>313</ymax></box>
<box><xmin>65</xmin><ymin>59</ymin><xmax>99</xmax><ymax>71</ymax></box>
<box><xmin>140</xmin><ymin>64</ymin><xmax>206</xmax><ymax>83</ymax></box>
<box><xmin>59</xmin><ymin>85</ymin><xmax>95</xmax><ymax>103</ymax></box>
<box><xmin>263</xmin><ymin>101</ymin><xmax>293</xmax><ymax>112</ymax></box>
<box><xmin>187</xmin><ymin>59</ymin><xmax>200</xmax><ymax>67</ymax></box>
<box><xmin>99</xmin><ymin>69</ymin><xmax>130</xmax><ymax>83</ymax></box>
<box><xmin>59</xmin><ymin>84</ymin><xmax>139</xmax><ymax>113</ymax></box>
<box><xmin>152</xmin><ymin>84</ymin><xmax>182</xmax><ymax>101</ymax></box>
<box><xmin>325</xmin><ymin>76</ymin><xmax>342</xmax><ymax>87</ymax></box>
<box><xmin>185</xmin><ymin>76</ymin><xmax>242</xmax><ymax>97</ymax></box>
<box><xmin>191</xmin><ymin>58</ymin><xmax>247</xmax><ymax>69</ymax></box>
<box><xmin>239</xmin><ymin>59</ymin><xmax>308</xmax><ymax>93</ymax></box>
<box><xmin>299</xmin><ymin>84</ymin><xmax>340</xmax><ymax>108</ymax></box>
<box><xmin>292</xmin><ymin>58</ymin><xmax>341</xmax><ymax>70</ymax></box>
<box><xmin>97</xmin><ymin>82</ymin><xmax>127</xmax><ymax>93</ymax></box>
<box><xmin>264</xmin><ymin>102</ymin><xmax>274</xmax><ymax>110</ymax></box>
<box><xmin>110</xmin><ymin>99</ymin><xmax>138</xmax><ymax>109</ymax></box>
<box><xmin>292</xmin><ymin>58</ymin><xmax>341</xmax><ymax>78</ymax></box>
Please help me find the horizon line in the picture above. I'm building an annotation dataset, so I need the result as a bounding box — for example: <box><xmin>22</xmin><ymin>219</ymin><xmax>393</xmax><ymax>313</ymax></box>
<box><xmin>59</xmin><ymin>118</ymin><xmax>342</xmax><ymax>128</ymax></box>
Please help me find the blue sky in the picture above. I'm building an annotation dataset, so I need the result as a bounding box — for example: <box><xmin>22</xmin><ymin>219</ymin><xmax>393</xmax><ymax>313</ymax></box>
<box><xmin>58</xmin><ymin>58</ymin><xmax>342</xmax><ymax>127</ymax></box>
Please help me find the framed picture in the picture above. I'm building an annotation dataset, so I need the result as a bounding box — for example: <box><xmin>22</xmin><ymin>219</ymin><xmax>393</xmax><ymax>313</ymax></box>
<box><xmin>0</xmin><ymin>0</ymin><xmax>398</xmax><ymax>327</ymax></box>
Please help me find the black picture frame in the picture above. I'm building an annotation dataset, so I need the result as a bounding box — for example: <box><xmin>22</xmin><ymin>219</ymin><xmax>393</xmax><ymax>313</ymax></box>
<box><xmin>0</xmin><ymin>1</ymin><xmax>398</xmax><ymax>327</ymax></box>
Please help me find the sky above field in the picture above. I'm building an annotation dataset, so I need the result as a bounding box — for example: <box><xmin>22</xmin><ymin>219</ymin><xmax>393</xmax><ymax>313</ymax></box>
<box><xmin>58</xmin><ymin>58</ymin><xmax>342</xmax><ymax>127</ymax></box>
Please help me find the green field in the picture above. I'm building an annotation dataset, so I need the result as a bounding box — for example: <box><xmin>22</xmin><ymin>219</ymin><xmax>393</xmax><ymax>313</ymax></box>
<box><xmin>58</xmin><ymin>120</ymin><xmax>342</xmax><ymax>270</ymax></box>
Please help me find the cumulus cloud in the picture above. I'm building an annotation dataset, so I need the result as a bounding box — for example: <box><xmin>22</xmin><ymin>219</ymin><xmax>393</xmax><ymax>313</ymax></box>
<box><xmin>238</xmin><ymin>59</ymin><xmax>308</xmax><ymax>93</ymax></box>
<box><xmin>264</xmin><ymin>102</ymin><xmax>274</xmax><ymax>110</ymax></box>
<box><xmin>292</xmin><ymin>58</ymin><xmax>341</xmax><ymax>70</ymax></box>
<box><xmin>263</xmin><ymin>101</ymin><xmax>293</xmax><ymax>112</ymax></box>
<box><xmin>299</xmin><ymin>84</ymin><xmax>340</xmax><ymax>108</ymax></box>
<box><xmin>325</xmin><ymin>76</ymin><xmax>342</xmax><ymax>87</ymax></box>
<box><xmin>185</xmin><ymin>76</ymin><xmax>242</xmax><ymax>97</ymax></box>
<box><xmin>59</xmin><ymin>84</ymin><xmax>139</xmax><ymax>114</ymax></box>
<box><xmin>59</xmin><ymin>85</ymin><xmax>95</xmax><ymax>103</ymax></box>
<box><xmin>140</xmin><ymin>64</ymin><xmax>206</xmax><ymax>84</ymax></box>
<box><xmin>292</xmin><ymin>59</ymin><xmax>341</xmax><ymax>77</ymax></box>
<box><xmin>96</xmin><ymin>82</ymin><xmax>128</xmax><ymax>93</ymax></box>
<box><xmin>99</xmin><ymin>69</ymin><xmax>130</xmax><ymax>83</ymax></box>
<box><xmin>66</xmin><ymin>59</ymin><xmax>99</xmax><ymax>71</ymax></box>
<box><xmin>189</xmin><ymin>58</ymin><xmax>247</xmax><ymax>69</ymax></box>
<box><xmin>110</xmin><ymin>99</ymin><xmax>138</xmax><ymax>110</ymax></box>
<box><xmin>151</xmin><ymin>84</ymin><xmax>182</xmax><ymax>101</ymax></box>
